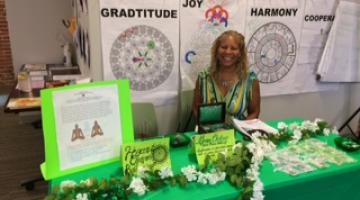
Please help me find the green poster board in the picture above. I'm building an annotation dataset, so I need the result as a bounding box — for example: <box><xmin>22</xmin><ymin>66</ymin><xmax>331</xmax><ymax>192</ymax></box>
<box><xmin>121</xmin><ymin>137</ymin><xmax>171</xmax><ymax>175</ymax></box>
<box><xmin>40</xmin><ymin>80</ymin><xmax>134</xmax><ymax>180</ymax></box>
<box><xmin>193</xmin><ymin>130</ymin><xmax>235</xmax><ymax>166</ymax></box>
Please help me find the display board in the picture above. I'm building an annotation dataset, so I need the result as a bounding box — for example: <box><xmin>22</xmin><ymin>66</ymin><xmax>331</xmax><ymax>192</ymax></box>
<box><xmin>317</xmin><ymin>1</ymin><xmax>360</xmax><ymax>82</ymax></box>
<box><xmin>40</xmin><ymin>80</ymin><xmax>134</xmax><ymax>180</ymax></box>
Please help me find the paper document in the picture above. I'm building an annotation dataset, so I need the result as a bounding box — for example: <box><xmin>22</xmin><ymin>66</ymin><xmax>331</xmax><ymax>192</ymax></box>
<box><xmin>53</xmin><ymin>85</ymin><xmax>122</xmax><ymax>170</ymax></box>
<box><xmin>232</xmin><ymin>118</ymin><xmax>278</xmax><ymax>138</ymax></box>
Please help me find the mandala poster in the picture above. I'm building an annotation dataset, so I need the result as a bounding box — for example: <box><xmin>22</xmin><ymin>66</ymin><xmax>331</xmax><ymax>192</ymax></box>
<box><xmin>100</xmin><ymin>0</ymin><xmax>180</xmax><ymax>105</ymax></box>
<box><xmin>245</xmin><ymin>0</ymin><xmax>305</xmax><ymax>96</ymax></box>
<box><xmin>180</xmin><ymin>0</ymin><xmax>247</xmax><ymax>91</ymax></box>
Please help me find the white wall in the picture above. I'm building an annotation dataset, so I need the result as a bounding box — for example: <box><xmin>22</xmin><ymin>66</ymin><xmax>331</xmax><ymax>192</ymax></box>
<box><xmin>5</xmin><ymin>0</ymin><xmax>72</xmax><ymax>73</ymax></box>
<box><xmin>261</xmin><ymin>85</ymin><xmax>351</xmax><ymax>128</ymax></box>
<box><xmin>88</xmin><ymin>0</ymin><xmax>102</xmax><ymax>81</ymax></box>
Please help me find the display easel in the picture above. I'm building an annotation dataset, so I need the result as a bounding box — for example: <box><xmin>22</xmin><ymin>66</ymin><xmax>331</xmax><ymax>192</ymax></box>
<box><xmin>338</xmin><ymin>106</ymin><xmax>360</xmax><ymax>138</ymax></box>
<box><xmin>20</xmin><ymin>177</ymin><xmax>43</xmax><ymax>191</ymax></box>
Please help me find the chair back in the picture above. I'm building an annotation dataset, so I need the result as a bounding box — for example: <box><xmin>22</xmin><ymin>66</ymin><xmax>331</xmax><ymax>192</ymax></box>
<box><xmin>132</xmin><ymin>102</ymin><xmax>158</xmax><ymax>139</ymax></box>
<box><xmin>177</xmin><ymin>90</ymin><xmax>196</xmax><ymax>132</ymax></box>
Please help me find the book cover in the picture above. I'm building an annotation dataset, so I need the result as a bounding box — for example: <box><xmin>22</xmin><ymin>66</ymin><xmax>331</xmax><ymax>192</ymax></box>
<box><xmin>51</xmin><ymin>67</ymin><xmax>82</xmax><ymax>81</ymax></box>
<box><xmin>7</xmin><ymin>97</ymin><xmax>41</xmax><ymax>110</ymax></box>
<box><xmin>232</xmin><ymin>118</ymin><xmax>278</xmax><ymax>138</ymax></box>
<box><xmin>24</xmin><ymin>64</ymin><xmax>48</xmax><ymax>76</ymax></box>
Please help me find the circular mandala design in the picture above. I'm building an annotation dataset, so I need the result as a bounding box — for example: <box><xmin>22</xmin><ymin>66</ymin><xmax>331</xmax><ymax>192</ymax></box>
<box><xmin>110</xmin><ymin>25</ymin><xmax>174</xmax><ymax>91</ymax></box>
<box><xmin>247</xmin><ymin>22</ymin><xmax>296</xmax><ymax>83</ymax></box>
<box><xmin>183</xmin><ymin>22</ymin><xmax>225</xmax><ymax>84</ymax></box>
<box><xmin>152</xmin><ymin>145</ymin><xmax>168</xmax><ymax>163</ymax></box>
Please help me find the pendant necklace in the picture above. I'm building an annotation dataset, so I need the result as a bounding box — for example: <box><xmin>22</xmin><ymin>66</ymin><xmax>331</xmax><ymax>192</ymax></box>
<box><xmin>221</xmin><ymin>80</ymin><xmax>231</xmax><ymax>87</ymax></box>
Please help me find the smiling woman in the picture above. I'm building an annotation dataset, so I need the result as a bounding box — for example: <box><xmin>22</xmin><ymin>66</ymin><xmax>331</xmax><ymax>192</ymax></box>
<box><xmin>192</xmin><ymin>30</ymin><xmax>261</xmax><ymax>124</ymax></box>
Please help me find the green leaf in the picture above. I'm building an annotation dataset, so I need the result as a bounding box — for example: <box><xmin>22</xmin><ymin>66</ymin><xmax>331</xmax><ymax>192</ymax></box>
<box><xmin>235</xmin><ymin>176</ymin><xmax>243</xmax><ymax>188</ymax></box>
<box><xmin>230</xmin><ymin>174</ymin><xmax>238</xmax><ymax>185</ymax></box>
<box><xmin>178</xmin><ymin>175</ymin><xmax>188</xmax><ymax>187</ymax></box>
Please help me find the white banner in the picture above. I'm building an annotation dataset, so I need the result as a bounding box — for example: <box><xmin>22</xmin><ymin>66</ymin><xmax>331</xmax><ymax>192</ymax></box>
<box><xmin>245</xmin><ymin>0</ymin><xmax>304</xmax><ymax>96</ymax></box>
<box><xmin>99</xmin><ymin>0</ymin><xmax>180</xmax><ymax>105</ymax></box>
<box><xmin>180</xmin><ymin>0</ymin><xmax>247</xmax><ymax>91</ymax></box>
<box><xmin>99</xmin><ymin>0</ymin><xmax>341</xmax><ymax>99</ymax></box>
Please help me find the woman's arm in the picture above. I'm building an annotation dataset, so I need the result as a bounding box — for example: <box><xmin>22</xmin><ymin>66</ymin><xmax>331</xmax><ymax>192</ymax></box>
<box><xmin>246</xmin><ymin>80</ymin><xmax>260</xmax><ymax>119</ymax></box>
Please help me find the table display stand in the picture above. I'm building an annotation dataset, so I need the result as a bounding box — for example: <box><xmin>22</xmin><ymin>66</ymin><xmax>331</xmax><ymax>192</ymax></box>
<box><xmin>20</xmin><ymin>176</ymin><xmax>44</xmax><ymax>191</ymax></box>
<box><xmin>339</xmin><ymin>106</ymin><xmax>360</xmax><ymax>138</ymax></box>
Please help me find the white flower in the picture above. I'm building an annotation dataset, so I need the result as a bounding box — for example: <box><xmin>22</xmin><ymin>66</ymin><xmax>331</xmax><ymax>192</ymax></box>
<box><xmin>289</xmin><ymin>123</ymin><xmax>299</xmax><ymax>130</ymax></box>
<box><xmin>246</xmin><ymin>165</ymin><xmax>260</xmax><ymax>181</ymax></box>
<box><xmin>158</xmin><ymin>167</ymin><xmax>173</xmax><ymax>179</ymax></box>
<box><xmin>197</xmin><ymin>172</ymin><xmax>208</xmax><ymax>184</ymax></box>
<box><xmin>301</xmin><ymin>120</ymin><xmax>319</xmax><ymax>132</ymax></box>
<box><xmin>207</xmin><ymin>173</ymin><xmax>218</xmax><ymax>185</ymax></box>
<box><xmin>314</xmin><ymin>118</ymin><xmax>325</xmax><ymax>124</ymax></box>
<box><xmin>128</xmin><ymin>177</ymin><xmax>148</xmax><ymax>196</ymax></box>
<box><xmin>252</xmin><ymin>131</ymin><xmax>263</xmax><ymax>139</ymax></box>
<box><xmin>232</xmin><ymin>143</ymin><xmax>243</xmax><ymax>151</ymax></box>
<box><xmin>60</xmin><ymin>180</ymin><xmax>76</xmax><ymax>190</ymax></box>
<box><xmin>332</xmin><ymin>127</ymin><xmax>339</xmax><ymax>135</ymax></box>
<box><xmin>75</xmin><ymin>193</ymin><xmax>88</xmax><ymax>200</ymax></box>
<box><xmin>290</xmin><ymin>129</ymin><xmax>302</xmax><ymax>144</ymax></box>
<box><xmin>206</xmin><ymin>170</ymin><xmax>226</xmax><ymax>185</ymax></box>
<box><xmin>250</xmin><ymin>178</ymin><xmax>264</xmax><ymax>200</ymax></box>
<box><xmin>181</xmin><ymin>165</ymin><xmax>198</xmax><ymax>182</ymax></box>
<box><xmin>80</xmin><ymin>179</ymin><xmax>93</xmax><ymax>187</ymax></box>
<box><xmin>277</xmin><ymin>122</ymin><xmax>288</xmax><ymax>130</ymax></box>
<box><xmin>252</xmin><ymin>148</ymin><xmax>265</xmax><ymax>161</ymax></box>
<box><xmin>137</xmin><ymin>166</ymin><xmax>149</xmax><ymax>178</ymax></box>
<box><xmin>251</xmin><ymin>190</ymin><xmax>265</xmax><ymax>200</ymax></box>
<box><xmin>246</xmin><ymin>143</ymin><xmax>256</xmax><ymax>154</ymax></box>
<box><xmin>323</xmin><ymin>128</ymin><xmax>330</xmax><ymax>136</ymax></box>
<box><xmin>253</xmin><ymin>179</ymin><xmax>264</xmax><ymax>191</ymax></box>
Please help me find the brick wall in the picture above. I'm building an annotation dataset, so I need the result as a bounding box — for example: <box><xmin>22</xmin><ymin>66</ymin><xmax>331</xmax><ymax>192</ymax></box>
<box><xmin>0</xmin><ymin>0</ymin><xmax>14</xmax><ymax>86</ymax></box>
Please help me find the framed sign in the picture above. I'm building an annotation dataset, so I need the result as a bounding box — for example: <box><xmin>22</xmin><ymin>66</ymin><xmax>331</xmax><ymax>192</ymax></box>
<box><xmin>40</xmin><ymin>80</ymin><xmax>134</xmax><ymax>180</ymax></box>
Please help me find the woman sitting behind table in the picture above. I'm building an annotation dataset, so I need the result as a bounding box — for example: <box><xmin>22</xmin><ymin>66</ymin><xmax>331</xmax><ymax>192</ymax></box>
<box><xmin>192</xmin><ymin>30</ymin><xmax>260</xmax><ymax>124</ymax></box>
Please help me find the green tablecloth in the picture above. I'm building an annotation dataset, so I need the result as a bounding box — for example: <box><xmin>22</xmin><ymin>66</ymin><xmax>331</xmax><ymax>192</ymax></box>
<box><xmin>50</xmin><ymin>118</ymin><xmax>360</xmax><ymax>199</ymax></box>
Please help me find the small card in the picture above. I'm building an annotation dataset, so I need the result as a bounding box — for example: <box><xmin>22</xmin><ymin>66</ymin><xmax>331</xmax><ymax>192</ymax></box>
<box><xmin>121</xmin><ymin>137</ymin><xmax>171</xmax><ymax>175</ymax></box>
<box><xmin>193</xmin><ymin>129</ymin><xmax>235</xmax><ymax>166</ymax></box>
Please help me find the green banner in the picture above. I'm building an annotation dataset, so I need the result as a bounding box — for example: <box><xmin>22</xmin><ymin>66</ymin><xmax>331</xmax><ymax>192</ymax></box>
<box><xmin>193</xmin><ymin>130</ymin><xmax>235</xmax><ymax>166</ymax></box>
<box><xmin>121</xmin><ymin>137</ymin><xmax>171</xmax><ymax>175</ymax></box>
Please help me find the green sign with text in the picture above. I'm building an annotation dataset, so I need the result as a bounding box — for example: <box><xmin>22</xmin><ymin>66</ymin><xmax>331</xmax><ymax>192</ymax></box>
<box><xmin>193</xmin><ymin>130</ymin><xmax>235</xmax><ymax>166</ymax></box>
<box><xmin>121</xmin><ymin>137</ymin><xmax>171</xmax><ymax>175</ymax></box>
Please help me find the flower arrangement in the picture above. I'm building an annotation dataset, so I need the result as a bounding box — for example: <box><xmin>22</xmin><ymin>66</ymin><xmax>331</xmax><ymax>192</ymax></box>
<box><xmin>45</xmin><ymin>118</ymin><xmax>337</xmax><ymax>200</ymax></box>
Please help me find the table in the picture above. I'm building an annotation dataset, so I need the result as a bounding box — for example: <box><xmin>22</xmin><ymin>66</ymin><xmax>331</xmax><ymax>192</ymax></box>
<box><xmin>4</xmin><ymin>84</ymin><xmax>41</xmax><ymax>113</ymax></box>
<box><xmin>4</xmin><ymin>64</ymin><xmax>81</xmax><ymax>190</ymax></box>
<box><xmin>4</xmin><ymin>63</ymin><xmax>90</xmax><ymax>113</ymax></box>
<box><xmin>50</xmin><ymin>118</ymin><xmax>360</xmax><ymax>199</ymax></box>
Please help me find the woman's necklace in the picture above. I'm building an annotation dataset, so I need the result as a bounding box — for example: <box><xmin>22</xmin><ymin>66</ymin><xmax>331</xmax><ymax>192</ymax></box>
<box><xmin>219</xmin><ymin>77</ymin><xmax>236</xmax><ymax>95</ymax></box>
<box><xmin>221</xmin><ymin>79</ymin><xmax>233</xmax><ymax>87</ymax></box>
<box><xmin>217</xmin><ymin>69</ymin><xmax>238</xmax><ymax>94</ymax></box>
